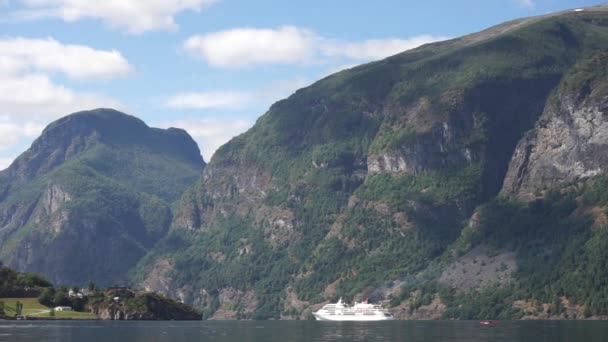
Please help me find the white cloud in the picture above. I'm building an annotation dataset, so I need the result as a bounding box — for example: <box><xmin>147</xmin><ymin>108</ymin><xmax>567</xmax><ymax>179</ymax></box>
<box><xmin>0</xmin><ymin>158</ymin><xmax>14</xmax><ymax>170</ymax></box>
<box><xmin>515</xmin><ymin>0</ymin><xmax>535</xmax><ymax>8</ymax></box>
<box><xmin>0</xmin><ymin>75</ymin><xmax>122</xmax><ymax>165</ymax></box>
<box><xmin>0</xmin><ymin>118</ymin><xmax>23</xmax><ymax>147</ymax></box>
<box><xmin>166</xmin><ymin>91</ymin><xmax>253</xmax><ymax>110</ymax></box>
<box><xmin>322</xmin><ymin>63</ymin><xmax>358</xmax><ymax>77</ymax></box>
<box><xmin>0</xmin><ymin>37</ymin><xmax>131</xmax><ymax>80</ymax></box>
<box><xmin>321</xmin><ymin>35</ymin><xmax>449</xmax><ymax>61</ymax></box>
<box><xmin>15</xmin><ymin>0</ymin><xmax>219</xmax><ymax>34</ymax></box>
<box><xmin>184</xmin><ymin>26</ymin><xmax>316</xmax><ymax>68</ymax></box>
<box><xmin>166</xmin><ymin>77</ymin><xmax>310</xmax><ymax>110</ymax></box>
<box><xmin>159</xmin><ymin>117</ymin><xmax>252</xmax><ymax>160</ymax></box>
<box><xmin>0</xmin><ymin>73</ymin><xmax>121</xmax><ymax>118</ymax></box>
<box><xmin>261</xmin><ymin>77</ymin><xmax>311</xmax><ymax>101</ymax></box>
<box><xmin>0</xmin><ymin>73</ymin><xmax>123</xmax><ymax>151</ymax></box>
<box><xmin>0</xmin><ymin>37</ymin><xmax>126</xmax><ymax>160</ymax></box>
<box><xmin>183</xmin><ymin>26</ymin><xmax>448</xmax><ymax>69</ymax></box>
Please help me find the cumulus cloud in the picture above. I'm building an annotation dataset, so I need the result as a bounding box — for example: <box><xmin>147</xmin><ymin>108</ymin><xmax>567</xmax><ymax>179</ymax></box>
<box><xmin>166</xmin><ymin>77</ymin><xmax>310</xmax><ymax>110</ymax></box>
<box><xmin>0</xmin><ymin>36</ymin><xmax>126</xmax><ymax>162</ymax></box>
<box><xmin>159</xmin><ymin>117</ymin><xmax>252</xmax><ymax>160</ymax></box>
<box><xmin>0</xmin><ymin>79</ymin><xmax>121</xmax><ymax>165</ymax></box>
<box><xmin>166</xmin><ymin>91</ymin><xmax>253</xmax><ymax>110</ymax></box>
<box><xmin>0</xmin><ymin>37</ymin><xmax>127</xmax><ymax>118</ymax></box>
<box><xmin>0</xmin><ymin>37</ymin><xmax>132</xmax><ymax>80</ymax></box>
<box><xmin>183</xmin><ymin>26</ymin><xmax>316</xmax><ymax>68</ymax></box>
<box><xmin>0</xmin><ymin>118</ymin><xmax>23</xmax><ymax>147</ymax></box>
<box><xmin>0</xmin><ymin>158</ymin><xmax>14</xmax><ymax>170</ymax></box>
<box><xmin>0</xmin><ymin>74</ymin><xmax>122</xmax><ymax>118</ymax></box>
<box><xmin>0</xmin><ymin>73</ymin><xmax>122</xmax><ymax>158</ymax></box>
<box><xmin>14</xmin><ymin>0</ymin><xmax>219</xmax><ymax>34</ymax></box>
<box><xmin>183</xmin><ymin>26</ymin><xmax>447</xmax><ymax>69</ymax></box>
<box><xmin>515</xmin><ymin>0</ymin><xmax>535</xmax><ymax>8</ymax></box>
<box><xmin>321</xmin><ymin>35</ymin><xmax>450</xmax><ymax>61</ymax></box>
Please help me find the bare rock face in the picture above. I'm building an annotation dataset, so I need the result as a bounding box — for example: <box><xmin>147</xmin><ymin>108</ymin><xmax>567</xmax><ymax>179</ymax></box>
<box><xmin>392</xmin><ymin>296</ymin><xmax>447</xmax><ymax>320</ymax></box>
<box><xmin>209</xmin><ymin>288</ymin><xmax>258</xmax><ymax>320</ymax></box>
<box><xmin>174</xmin><ymin>161</ymin><xmax>277</xmax><ymax>231</ymax></box>
<box><xmin>283</xmin><ymin>287</ymin><xmax>311</xmax><ymax>319</ymax></box>
<box><xmin>367</xmin><ymin>111</ymin><xmax>483</xmax><ymax>176</ymax></box>
<box><xmin>142</xmin><ymin>259</ymin><xmax>176</xmax><ymax>296</ymax></box>
<box><xmin>41</xmin><ymin>184</ymin><xmax>72</xmax><ymax>217</ymax></box>
<box><xmin>502</xmin><ymin>95</ymin><xmax>608</xmax><ymax>197</ymax></box>
<box><xmin>142</xmin><ymin>261</ymin><xmax>215</xmax><ymax>313</ymax></box>
<box><xmin>439</xmin><ymin>245</ymin><xmax>517</xmax><ymax>291</ymax></box>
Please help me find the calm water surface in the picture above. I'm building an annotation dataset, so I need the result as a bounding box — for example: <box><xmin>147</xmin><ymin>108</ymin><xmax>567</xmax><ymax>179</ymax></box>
<box><xmin>1</xmin><ymin>320</ymin><xmax>607</xmax><ymax>342</ymax></box>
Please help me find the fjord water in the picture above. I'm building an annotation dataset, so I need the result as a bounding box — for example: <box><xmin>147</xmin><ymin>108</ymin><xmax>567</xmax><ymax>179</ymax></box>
<box><xmin>1</xmin><ymin>321</ymin><xmax>608</xmax><ymax>342</ymax></box>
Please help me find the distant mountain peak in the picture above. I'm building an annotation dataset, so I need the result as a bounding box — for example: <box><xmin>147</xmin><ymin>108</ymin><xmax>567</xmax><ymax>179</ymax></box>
<box><xmin>0</xmin><ymin>109</ymin><xmax>206</xmax><ymax>286</ymax></box>
<box><xmin>3</xmin><ymin>108</ymin><xmax>204</xmax><ymax>187</ymax></box>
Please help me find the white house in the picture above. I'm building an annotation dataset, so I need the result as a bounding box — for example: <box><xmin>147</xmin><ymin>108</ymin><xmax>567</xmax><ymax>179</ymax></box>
<box><xmin>54</xmin><ymin>306</ymin><xmax>73</xmax><ymax>312</ymax></box>
<box><xmin>68</xmin><ymin>289</ymin><xmax>87</xmax><ymax>298</ymax></box>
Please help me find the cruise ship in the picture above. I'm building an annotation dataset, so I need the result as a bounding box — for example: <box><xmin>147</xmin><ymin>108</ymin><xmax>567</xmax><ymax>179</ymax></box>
<box><xmin>313</xmin><ymin>298</ymin><xmax>394</xmax><ymax>321</ymax></box>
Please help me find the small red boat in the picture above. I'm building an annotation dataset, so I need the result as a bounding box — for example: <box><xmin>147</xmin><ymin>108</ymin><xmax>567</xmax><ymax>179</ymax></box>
<box><xmin>479</xmin><ymin>321</ymin><xmax>501</xmax><ymax>325</ymax></box>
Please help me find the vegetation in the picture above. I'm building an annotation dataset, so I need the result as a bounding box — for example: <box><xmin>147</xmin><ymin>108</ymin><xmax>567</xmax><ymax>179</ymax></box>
<box><xmin>436</xmin><ymin>173</ymin><xmax>608</xmax><ymax>319</ymax></box>
<box><xmin>0</xmin><ymin>263</ymin><xmax>198</xmax><ymax>320</ymax></box>
<box><xmin>87</xmin><ymin>288</ymin><xmax>202</xmax><ymax>320</ymax></box>
<box><xmin>0</xmin><ymin>298</ymin><xmax>97</xmax><ymax>319</ymax></box>
<box><xmin>0</xmin><ymin>109</ymin><xmax>204</xmax><ymax>286</ymax></box>
<box><xmin>0</xmin><ymin>263</ymin><xmax>52</xmax><ymax>298</ymax></box>
<box><xmin>0</xmin><ymin>264</ymin><xmax>96</xmax><ymax>319</ymax></box>
<box><xmin>132</xmin><ymin>10</ymin><xmax>608</xmax><ymax>319</ymax></box>
<box><xmin>5</xmin><ymin>11</ymin><xmax>608</xmax><ymax>321</ymax></box>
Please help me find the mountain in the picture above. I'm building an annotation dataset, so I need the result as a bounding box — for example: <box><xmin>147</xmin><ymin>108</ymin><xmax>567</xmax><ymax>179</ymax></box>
<box><xmin>136</xmin><ymin>4</ymin><xmax>608</xmax><ymax>319</ymax></box>
<box><xmin>0</xmin><ymin>109</ymin><xmax>204</xmax><ymax>286</ymax></box>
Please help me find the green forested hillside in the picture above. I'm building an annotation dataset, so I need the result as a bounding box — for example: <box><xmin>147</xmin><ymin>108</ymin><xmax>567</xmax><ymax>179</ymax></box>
<box><xmin>0</xmin><ymin>109</ymin><xmax>204</xmax><ymax>286</ymax></box>
<box><xmin>3</xmin><ymin>7</ymin><xmax>608</xmax><ymax>321</ymax></box>
<box><xmin>136</xmin><ymin>7</ymin><xmax>608</xmax><ymax>320</ymax></box>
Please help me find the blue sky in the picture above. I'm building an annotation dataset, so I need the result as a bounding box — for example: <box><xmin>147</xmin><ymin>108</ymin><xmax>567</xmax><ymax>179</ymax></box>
<box><xmin>0</xmin><ymin>0</ymin><xmax>602</xmax><ymax>165</ymax></box>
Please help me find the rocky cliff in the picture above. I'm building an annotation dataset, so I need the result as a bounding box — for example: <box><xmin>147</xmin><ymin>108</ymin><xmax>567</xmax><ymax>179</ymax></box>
<box><xmin>0</xmin><ymin>109</ymin><xmax>204</xmax><ymax>286</ymax></box>
<box><xmin>502</xmin><ymin>52</ymin><xmax>608</xmax><ymax>197</ymax></box>
<box><xmin>137</xmin><ymin>5</ymin><xmax>608</xmax><ymax>320</ymax></box>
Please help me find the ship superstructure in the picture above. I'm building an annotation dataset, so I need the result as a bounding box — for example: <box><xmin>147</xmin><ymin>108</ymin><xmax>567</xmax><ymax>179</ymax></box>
<box><xmin>313</xmin><ymin>298</ymin><xmax>393</xmax><ymax>321</ymax></box>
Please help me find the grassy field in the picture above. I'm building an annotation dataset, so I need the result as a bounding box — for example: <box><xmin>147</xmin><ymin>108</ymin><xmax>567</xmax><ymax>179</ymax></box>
<box><xmin>0</xmin><ymin>298</ymin><xmax>98</xmax><ymax>319</ymax></box>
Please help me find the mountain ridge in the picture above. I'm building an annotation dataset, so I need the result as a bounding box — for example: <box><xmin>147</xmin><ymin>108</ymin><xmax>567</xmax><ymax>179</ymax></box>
<box><xmin>136</xmin><ymin>6</ymin><xmax>608</xmax><ymax>319</ymax></box>
<box><xmin>4</xmin><ymin>6</ymin><xmax>608</xmax><ymax>320</ymax></box>
<box><xmin>0</xmin><ymin>109</ymin><xmax>205</xmax><ymax>286</ymax></box>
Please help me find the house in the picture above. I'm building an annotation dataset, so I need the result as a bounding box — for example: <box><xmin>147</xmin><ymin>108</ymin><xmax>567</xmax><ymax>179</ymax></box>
<box><xmin>54</xmin><ymin>306</ymin><xmax>73</xmax><ymax>312</ymax></box>
<box><xmin>68</xmin><ymin>289</ymin><xmax>88</xmax><ymax>298</ymax></box>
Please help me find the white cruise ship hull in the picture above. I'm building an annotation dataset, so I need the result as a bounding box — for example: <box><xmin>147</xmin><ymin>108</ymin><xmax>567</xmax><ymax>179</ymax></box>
<box><xmin>313</xmin><ymin>312</ymin><xmax>393</xmax><ymax>321</ymax></box>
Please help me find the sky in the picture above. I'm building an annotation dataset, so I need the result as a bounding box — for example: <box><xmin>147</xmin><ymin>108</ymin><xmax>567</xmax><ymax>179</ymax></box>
<box><xmin>0</xmin><ymin>0</ymin><xmax>603</xmax><ymax>166</ymax></box>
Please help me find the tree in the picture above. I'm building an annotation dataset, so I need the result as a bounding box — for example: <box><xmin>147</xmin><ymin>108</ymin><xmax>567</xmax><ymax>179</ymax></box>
<box><xmin>71</xmin><ymin>297</ymin><xmax>86</xmax><ymax>312</ymax></box>
<box><xmin>38</xmin><ymin>287</ymin><xmax>56</xmax><ymax>307</ymax></box>
<box><xmin>584</xmin><ymin>304</ymin><xmax>592</xmax><ymax>318</ymax></box>
<box><xmin>87</xmin><ymin>281</ymin><xmax>97</xmax><ymax>293</ymax></box>
<box><xmin>19</xmin><ymin>273</ymin><xmax>52</xmax><ymax>288</ymax></box>
<box><xmin>53</xmin><ymin>288</ymin><xmax>70</xmax><ymax>307</ymax></box>
<box><xmin>553</xmin><ymin>296</ymin><xmax>564</xmax><ymax>316</ymax></box>
<box><xmin>15</xmin><ymin>301</ymin><xmax>23</xmax><ymax>316</ymax></box>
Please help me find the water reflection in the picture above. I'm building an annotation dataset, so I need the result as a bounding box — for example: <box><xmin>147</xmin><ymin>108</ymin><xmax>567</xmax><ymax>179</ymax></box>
<box><xmin>1</xmin><ymin>320</ymin><xmax>608</xmax><ymax>342</ymax></box>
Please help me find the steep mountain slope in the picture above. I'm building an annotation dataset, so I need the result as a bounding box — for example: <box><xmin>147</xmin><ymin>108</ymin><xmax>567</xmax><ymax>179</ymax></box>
<box><xmin>136</xmin><ymin>5</ymin><xmax>608</xmax><ymax>319</ymax></box>
<box><xmin>0</xmin><ymin>109</ymin><xmax>204</xmax><ymax>286</ymax></box>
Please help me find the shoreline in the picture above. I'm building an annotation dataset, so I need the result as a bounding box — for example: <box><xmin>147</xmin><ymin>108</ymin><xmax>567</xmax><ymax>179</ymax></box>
<box><xmin>0</xmin><ymin>317</ymin><xmax>101</xmax><ymax>321</ymax></box>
